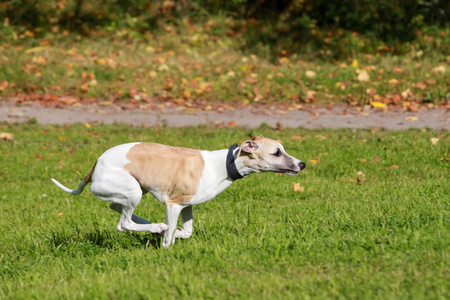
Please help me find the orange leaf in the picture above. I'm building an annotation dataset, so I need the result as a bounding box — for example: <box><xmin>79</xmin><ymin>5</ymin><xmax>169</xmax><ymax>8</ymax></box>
<box><xmin>80</xmin><ymin>84</ymin><xmax>88</xmax><ymax>93</ymax></box>
<box><xmin>309</xmin><ymin>157</ymin><xmax>320</xmax><ymax>164</ymax></box>
<box><xmin>291</xmin><ymin>135</ymin><xmax>305</xmax><ymax>140</ymax></box>
<box><xmin>389</xmin><ymin>78</ymin><xmax>399</xmax><ymax>86</ymax></box>
<box><xmin>366</xmin><ymin>88</ymin><xmax>377</xmax><ymax>95</ymax></box>
<box><xmin>0</xmin><ymin>80</ymin><xmax>9</xmax><ymax>91</ymax></box>
<box><xmin>370</xmin><ymin>127</ymin><xmax>380</xmax><ymax>134</ymax></box>
<box><xmin>292</xmin><ymin>182</ymin><xmax>305</xmax><ymax>192</ymax></box>
<box><xmin>0</xmin><ymin>132</ymin><xmax>14</xmax><ymax>141</ymax></box>
<box><xmin>414</xmin><ymin>82</ymin><xmax>427</xmax><ymax>90</ymax></box>
<box><xmin>183</xmin><ymin>90</ymin><xmax>191</xmax><ymax>98</ymax></box>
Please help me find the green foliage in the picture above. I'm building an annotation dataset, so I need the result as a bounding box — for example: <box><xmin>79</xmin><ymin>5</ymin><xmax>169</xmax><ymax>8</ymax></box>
<box><xmin>0</xmin><ymin>0</ymin><xmax>447</xmax><ymax>58</ymax></box>
<box><xmin>0</xmin><ymin>123</ymin><xmax>449</xmax><ymax>298</ymax></box>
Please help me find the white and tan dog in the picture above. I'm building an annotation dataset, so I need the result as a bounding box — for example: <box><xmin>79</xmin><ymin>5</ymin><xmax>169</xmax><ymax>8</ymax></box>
<box><xmin>51</xmin><ymin>135</ymin><xmax>305</xmax><ymax>248</ymax></box>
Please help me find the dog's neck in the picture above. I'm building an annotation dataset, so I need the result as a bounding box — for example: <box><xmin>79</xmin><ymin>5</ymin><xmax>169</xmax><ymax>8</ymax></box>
<box><xmin>232</xmin><ymin>147</ymin><xmax>262</xmax><ymax>179</ymax></box>
<box><xmin>226</xmin><ymin>144</ymin><xmax>246</xmax><ymax>181</ymax></box>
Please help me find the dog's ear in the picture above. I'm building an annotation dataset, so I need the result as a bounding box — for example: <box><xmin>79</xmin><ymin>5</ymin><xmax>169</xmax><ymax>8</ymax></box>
<box><xmin>240</xmin><ymin>140</ymin><xmax>259</xmax><ymax>153</ymax></box>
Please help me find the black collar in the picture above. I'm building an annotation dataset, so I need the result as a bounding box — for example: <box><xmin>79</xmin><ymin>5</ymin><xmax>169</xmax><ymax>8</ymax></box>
<box><xmin>226</xmin><ymin>144</ymin><xmax>245</xmax><ymax>181</ymax></box>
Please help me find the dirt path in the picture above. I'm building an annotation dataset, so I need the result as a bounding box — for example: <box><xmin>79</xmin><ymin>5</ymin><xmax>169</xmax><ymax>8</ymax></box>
<box><xmin>1</xmin><ymin>101</ymin><xmax>449</xmax><ymax>130</ymax></box>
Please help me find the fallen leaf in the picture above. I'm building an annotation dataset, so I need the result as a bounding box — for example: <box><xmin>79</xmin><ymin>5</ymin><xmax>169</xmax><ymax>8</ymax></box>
<box><xmin>371</xmin><ymin>101</ymin><xmax>387</xmax><ymax>109</ymax></box>
<box><xmin>415</xmin><ymin>81</ymin><xmax>427</xmax><ymax>90</ymax></box>
<box><xmin>0</xmin><ymin>132</ymin><xmax>14</xmax><ymax>141</ymax></box>
<box><xmin>404</xmin><ymin>116</ymin><xmax>418</xmax><ymax>121</ymax></box>
<box><xmin>291</xmin><ymin>135</ymin><xmax>305</xmax><ymax>140</ymax></box>
<box><xmin>227</xmin><ymin>121</ymin><xmax>237</xmax><ymax>127</ymax></box>
<box><xmin>430</xmin><ymin>138</ymin><xmax>439</xmax><ymax>145</ymax></box>
<box><xmin>85</xmin><ymin>123</ymin><xmax>92</xmax><ymax>128</ymax></box>
<box><xmin>389</xmin><ymin>78</ymin><xmax>399</xmax><ymax>86</ymax></box>
<box><xmin>33</xmin><ymin>56</ymin><xmax>48</xmax><ymax>65</ymax></box>
<box><xmin>158</xmin><ymin>64</ymin><xmax>169</xmax><ymax>71</ymax></box>
<box><xmin>351</xmin><ymin>59</ymin><xmax>359</xmax><ymax>68</ymax></box>
<box><xmin>392</xmin><ymin>67</ymin><xmax>403</xmax><ymax>73</ymax></box>
<box><xmin>305</xmin><ymin>70</ymin><xmax>316</xmax><ymax>78</ymax></box>
<box><xmin>58</xmin><ymin>136</ymin><xmax>66</xmax><ymax>142</ymax></box>
<box><xmin>431</xmin><ymin>65</ymin><xmax>446</xmax><ymax>74</ymax></box>
<box><xmin>99</xmin><ymin>101</ymin><xmax>112</xmax><ymax>106</ymax></box>
<box><xmin>305</xmin><ymin>90</ymin><xmax>316</xmax><ymax>102</ymax></box>
<box><xmin>357</xmin><ymin>70</ymin><xmax>370</xmax><ymax>82</ymax></box>
<box><xmin>227</xmin><ymin>70</ymin><xmax>236</xmax><ymax>77</ymax></box>
<box><xmin>183</xmin><ymin>90</ymin><xmax>191</xmax><ymax>98</ymax></box>
<box><xmin>153</xmin><ymin>56</ymin><xmax>166</xmax><ymax>64</ymax></box>
<box><xmin>366</xmin><ymin>88</ymin><xmax>377</xmax><ymax>95</ymax></box>
<box><xmin>25</xmin><ymin>46</ymin><xmax>46</xmax><ymax>53</ymax></box>
<box><xmin>356</xmin><ymin>177</ymin><xmax>367</xmax><ymax>184</ymax></box>
<box><xmin>95</xmin><ymin>57</ymin><xmax>106</xmax><ymax>65</ymax></box>
<box><xmin>356</xmin><ymin>171</ymin><xmax>365</xmax><ymax>177</ymax></box>
<box><xmin>56</xmin><ymin>212</ymin><xmax>64</xmax><ymax>217</ymax></box>
<box><xmin>292</xmin><ymin>182</ymin><xmax>305</xmax><ymax>192</ymax></box>
<box><xmin>389</xmin><ymin>164</ymin><xmax>399</xmax><ymax>169</ymax></box>
<box><xmin>0</xmin><ymin>80</ymin><xmax>9</xmax><ymax>91</ymax></box>
<box><xmin>370</xmin><ymin>128</ymin><xmax>380</xmax><ymax>135</ymax></box>
<box><xmin>279</xmin><ymin>57</ymin><xmax>290</xmax><ymax>64</ymax></box>
<box><xmin>401</xmin><ymin>89</ymin><xmax>412</xmax><ymax>99</ymax></box>
<box><xmin>309</xmin><ymin>157</ymin><xmax>320</xmax><ymax>164</ymax></box>
<box><xmin>80</xmin><ymin>84</ymin><xmax>88</xmax><ymax>93</ymax></box>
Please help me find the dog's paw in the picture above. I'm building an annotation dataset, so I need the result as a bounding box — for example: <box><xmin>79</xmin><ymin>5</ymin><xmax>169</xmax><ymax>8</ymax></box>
<box><xmin>153</xmin><ymin>223</ymin><xmax>169</xmax><ymax>233</ymax></box>
<box><xmin>175</xmin><ymin>229</ymin><xmax>192</xmax><ymax>239</ymax></box>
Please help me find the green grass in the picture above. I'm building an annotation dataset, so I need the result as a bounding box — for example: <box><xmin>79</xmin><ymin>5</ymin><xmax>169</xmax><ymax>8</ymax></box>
<box><xmin>1</xmin><ymin>123</ymin><xmax>449</xmax><ymax>299</ymax></box>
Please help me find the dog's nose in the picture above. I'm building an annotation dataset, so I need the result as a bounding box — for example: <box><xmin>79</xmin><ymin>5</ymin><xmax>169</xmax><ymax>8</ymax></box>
<box><xmin>299</xmin><ymin>161</ymin><xmax>306</xmax><ymax>170</ymax></box>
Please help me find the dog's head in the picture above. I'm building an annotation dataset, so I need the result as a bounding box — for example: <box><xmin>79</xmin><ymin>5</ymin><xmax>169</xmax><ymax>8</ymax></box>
<box><xmin>238</xmin><ymin>135</ymin><xmax>305</xmax><ymax>175</ymax></box>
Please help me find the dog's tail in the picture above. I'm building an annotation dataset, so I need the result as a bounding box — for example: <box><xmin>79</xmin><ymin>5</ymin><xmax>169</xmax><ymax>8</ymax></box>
<box><xmin>51</xmin><ymin>162</ymin><xmax>97</xmax><ymax>195</ymax></box>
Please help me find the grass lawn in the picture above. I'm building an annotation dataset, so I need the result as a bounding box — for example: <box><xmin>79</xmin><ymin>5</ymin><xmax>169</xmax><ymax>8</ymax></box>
<box><xmin>0</xmin><ymin>123</ymin><xmax>449</xmax><ymax>299</ymax></box>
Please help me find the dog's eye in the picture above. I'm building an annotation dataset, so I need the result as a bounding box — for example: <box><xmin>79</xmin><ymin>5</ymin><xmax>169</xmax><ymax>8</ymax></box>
<box><xmin>272</xmin><ymin>149</ymin><xmax>282</xmax><ymax>157</ymax></box>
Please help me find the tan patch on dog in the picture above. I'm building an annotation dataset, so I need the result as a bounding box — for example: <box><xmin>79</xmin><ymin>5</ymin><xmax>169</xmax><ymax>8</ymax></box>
<box><xmin>83</xmin><ymin>161</ymin><xmax>97</xmax><ymax>184</ymax></box>
<box><xmin>124</xmin><ymin>143</ymin><xmax>204</xmax><ymax>205</ymax></box>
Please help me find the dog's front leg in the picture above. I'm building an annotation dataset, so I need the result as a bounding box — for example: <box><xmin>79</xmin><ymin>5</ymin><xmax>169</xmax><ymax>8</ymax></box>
<box><xmin>163</xmin><ymin>203</ymin><xmax>184</xmax><ymax>248</ymax></box>
<box><xmin>175</xmin><ymin>206</ymin><xmax>193</xmax><ymax>239</ymax></box>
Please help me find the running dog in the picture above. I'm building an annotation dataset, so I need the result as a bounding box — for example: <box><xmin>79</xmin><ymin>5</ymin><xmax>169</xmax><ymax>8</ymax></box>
<box><xmin>51</xmin><ymin>135</ymin><xmax>305</xmax><ymax>248</ymax></box>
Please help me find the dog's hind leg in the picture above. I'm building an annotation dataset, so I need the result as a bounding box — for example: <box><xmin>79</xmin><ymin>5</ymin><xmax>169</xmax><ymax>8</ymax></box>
<box><xmin>117</xmin><ymin>204</ymin><xmax>168</xmax><ymax>234</ymax></box>
<box><xmin>90</xmin><ymin>172</ymin><xmax>168</xmax><ymax>234</ymax></box>
<box><xmin>109</xmin><ymin>203</ymin><xmax>151</xmax><ymax>224</ymax></box>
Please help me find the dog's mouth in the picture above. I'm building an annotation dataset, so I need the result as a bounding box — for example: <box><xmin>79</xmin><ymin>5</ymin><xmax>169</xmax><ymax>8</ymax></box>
<box><xmin>279</xmin><ymin>169</ymin><xmax>299</xmax><ymax>175</ymax></box>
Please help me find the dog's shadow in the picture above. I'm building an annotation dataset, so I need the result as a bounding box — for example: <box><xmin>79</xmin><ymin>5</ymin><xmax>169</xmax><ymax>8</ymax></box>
<box><xmin>48</xmin><ymin>227</ymin><xmax>162</xmax><ymax>253</ymax></box>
